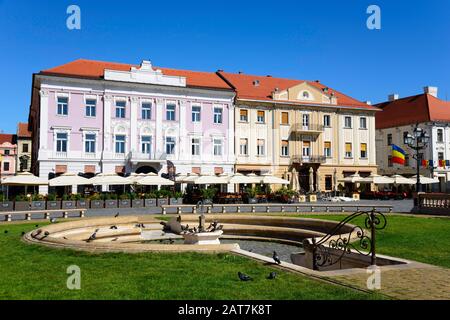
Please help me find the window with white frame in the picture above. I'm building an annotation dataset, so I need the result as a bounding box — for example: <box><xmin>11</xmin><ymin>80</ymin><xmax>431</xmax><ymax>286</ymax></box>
<box><xmin>57</xmin><ymin>97</ymin><xmax>68</xmax><ymax>116</ymax></box>
<box><xmin>302</xmin><ymin>114</ymin><xmax>309</xmax><ymax>127</ymax></box>
<box><xmin>257</xmin><ymin>139</ymin><xmax>265</xmax><ymax>156</ymax></box>
<box><xmin>360</xmin><ymin>143</ymin><xmax>367</xmax><ymax>158</ymax></box>
<box><xmin>302</xmin><ymin>141</ymin><xmax>310</xmax><ymax>157</ymax></box>
<box><xmin>359</xmin><ymin>117</ymin><xmax>367</xmax><ymax>129</ymax></box>
<box><xmin>142</xmin><ymin>103</ymin><xmax>152</xmax><ymax>120</ymax></box>
<box><xmin>85</xmin><ymin>134</ymin><xmax>96</xmax><ymax>153</ymax></box>
<box><xmin>115</xmin><ymin>135</ymin><xmax>126</xmax><ymax>154</ymax></box>
<box><xmin>165</xmin><ymin>137</ymin><xmax>176</xmax><ymax>154</ymax></box>
<box><xmin>257</xmin><ymin>110</ymin><xmax>265</xmax><ymax>123</ymax></box>
<box><xmin>324</xmin><ymin>141</ymin><xmax>332</xmax><ymax>158</ymax></box>
<box><xmin>213</xmin><ymin>107</ymin><xmax>223</xmax><ymax>124</ymax></box>
<box><xmin>213</xmin><ymin>139</ymin><xmax>223</xmax><ymax>156</ymax></box>
<box><xmin>166</xmin><ymin>104</ymin><xmax>176</xmax><ymax>121</ymax></box>
<box><xmin>192</xmin><ymin>106</ymin><xmax>201</xmax><ymax>122</ymax></box>
<box><xmin>191</xmin><ymin>138</ymin><xmax>200</xmax><ymax>156</ymax></box>
<box><xmin>56</xmin><ymin>133</ymin><xmax>68</xmax><ymax>152</ymax></box>
<box><xmin>437</xmin><ymin>129</ymin><xmax>444</xmax><ymax>143</ymax></box>
<box><xmin>141</xmin><ymin>136</ymin><xmax>152</xmax><ymax>154</ymax></box>
<box><xmin>344</xmin><ymin>116</ymin><xmax>352</xmax><ymax>128</ymax></box>
<box><xmin>115</xmin><ymin>101</ymin><xmax>126</xmax><ymax>118</ymax></box>
<box><xmin>323</xmin><ymin>115</ymin><xmax>331</xmax><ymax>127</ymax></box>
<box><xmin>240</xmin><ymin>138</ymin><xmax>248</xmax><ymax>155</ymax></box>
<box><xmin>281</xmin><ymin>140</ymin><xmax>289</xmax><ymax>156</ymax></box>
<box><xmin>345</xmin><ymin>143</ymin><xmax>352</xmax><ymax>158</ymax></box>
<box><xmin>240</xmin><ymin>109</ymin><xmax>248</xmax><ymax>122</ymax></box>
<box><xmin>85</xmin><ymin>99</ymin><xmax>96</xmax><ymax>117</ymax></box>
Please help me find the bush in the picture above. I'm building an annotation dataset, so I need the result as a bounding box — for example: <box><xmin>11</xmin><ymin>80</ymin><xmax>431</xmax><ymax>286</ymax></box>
<box><xmin>172</xmin><ymin>191</ymin><xmax>183</xmax><ymax>199</ymax></box>
<box><xmin>0</xmin><ymin>193</ymin><xmax>4</xmax><ymax>202</ymax></box>
<box><xmin>200</xmin><ymin>188</ymin><xmax>217</xmax><ymax>200</ymax></box>
<box><xmin>145</xmin><ymin>192</ymin><xmax>157</xmax><ymax>199</ymax></box>
<box><xmin>119</xmin><ymin>193</ymin><xmax>130</xmax><ymax>200</ymax></box>
<box><xmin>89</xmin><ymin>193</ymin><xmax>102</xmax><ymax>201</ymax></box>
<box><xmin>46</xmin><ymin>193</ymin><xmax>57</xmax><ymax>201</ymax></box>
<box><xmin>246</xmin><ymin>187</ymin><xmax>258</xmax><ymax>198</ymax></box>
<box><xmin>15</xmin><ymin>194</ymin><xmax>27</xmax><ymax>201</ymax></box>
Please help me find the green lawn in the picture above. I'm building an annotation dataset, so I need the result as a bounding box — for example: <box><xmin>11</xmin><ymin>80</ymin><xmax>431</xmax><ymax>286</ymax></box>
<box><xmin>0</xmin><ymin>222</ymin><xmax>379</xmax><ymax>300</ymax></box>
<box><xmin>299</xmin><ymin>214</ymin><xmax>450</xmax><ymax>268</ymax></box>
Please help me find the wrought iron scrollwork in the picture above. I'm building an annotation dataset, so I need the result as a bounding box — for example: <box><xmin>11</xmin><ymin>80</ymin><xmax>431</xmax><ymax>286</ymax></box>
<box><xmin>310</xmin><ymin>209</ymin><xmax>387</xmax><ymax>270</ymax></box>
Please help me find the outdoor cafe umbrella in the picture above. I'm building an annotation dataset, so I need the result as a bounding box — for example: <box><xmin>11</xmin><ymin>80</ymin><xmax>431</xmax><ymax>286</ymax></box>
<box><xmin>411</xmin><ymin>175</ymin><xmax>439</xmax><ymax>184</ymax></box>
<box><xmin>260</xmin><ymin>173</ymin><xmax>290</xmax><ymax>185</ymax></box>
<box><xmin>89</xmin><ymin>173</ymin><xmax>131</xmax><ymax>186</ymax></box>
<box><xmin>309</xmin><ymin>167</ymin><xmax>314</xmax><ymax>192</ymax></box>
<box><xmin>289</xmin><ymin>168</ymin><xmax>300</xmax><ymax>192</ymax></box>
<box><xmin>194</xmin><ymin>174</ymin><xmax>229</xmax><ymax>185</ymax></box>
<box><xmin>179</xmin><ymin>173</ymin><xmax>200</xmax><ymax>183</ymax></box>
<box><xmin>136</xmin><ymin>173</ymin><xmax>174</xmax><ymax>186</ymax></box>
<box><xmin>390</xmin><ymin>174</ymin><xmax>415</xmax><ymax>185</ymax></box>
<box><xmin>227</xmin><ymin>173</ymin><xmax>260</xmax><ymax>184</ymax></box>
<box><xmin>1</xmin><ymin>172</ymin><xmax>48</xmax><ymax>198</ymax></box>
<box><xmin>338</xmin><ymin>173</ymin><xmax>363</xmax><ymax>183</ymax></box>
<box><xmin>359</xmin><ymin>173</ymin><xmax>394</xmax><ymax>185</ymax></box>
<box><xmin>48</xmin><ymin>172</ymin><xmax>91</xmax><ymax>187</ymax></box>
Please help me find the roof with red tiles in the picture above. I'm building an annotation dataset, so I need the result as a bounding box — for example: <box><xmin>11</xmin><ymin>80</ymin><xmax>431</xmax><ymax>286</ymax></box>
<box><xmin>17</xmin><ymin>122</ymin><xmax>31</xmax><ymax>138</ymax></box>
<box><xmin>0</xmin><ymin>134</ymin><xmax>16</xmax><ymax>145</ymax></box>
<box><xmin>374</xmin><ymin>94</ymin><xmax>450</xmax><ymax>129</ymax></box>
<box><xmin>217</xmin><ymin>71</ymin><xmax>378</xmax><ymax>110</ymax></box>
<box><xmin>40</xmin><ymin>59</ymin><xmax>232</xmax><ymax>90</ymax></box>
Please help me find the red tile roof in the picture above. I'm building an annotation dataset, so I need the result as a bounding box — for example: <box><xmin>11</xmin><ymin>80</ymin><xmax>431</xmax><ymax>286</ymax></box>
<box><xmin>40</xmin><ymin>59</ymin><xmax>232</xmax><ymax>90</ymax></box>
<box><xmin>0</xmin><ymin>134</ymin><xmax>16</xmax><ymax>145</ymax></box>
<box><xmin>375</xmin><ymin>94</ymin><xmax>450</xmax><ymax>129</ymax></box>
<box><xmin>217</xmin><ymin>71</ymin><xmax>378</xmax><ymax>110</ymax></box>
<box><xmin>17</xmin><ymin>122</ymin><xmax>31</xmax><ymax>138</ymax></box>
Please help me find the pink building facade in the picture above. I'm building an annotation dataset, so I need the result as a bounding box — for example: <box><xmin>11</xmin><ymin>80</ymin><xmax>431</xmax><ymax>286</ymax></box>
<box><xmin>0</xmin><ymin>134</ymin><xmax>17</xmax><ymax>179</ymax></box>
<box><xmin>29</xmin><ymin>60</ymin><xmax>236</xmax><ymax>193</ymax></box>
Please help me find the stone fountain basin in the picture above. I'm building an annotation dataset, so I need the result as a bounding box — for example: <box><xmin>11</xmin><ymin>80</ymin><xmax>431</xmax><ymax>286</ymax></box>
<box><xmin>182</xmin><ymin>230</ymin><xmax>223</xmax><ymax>245</ymax></box>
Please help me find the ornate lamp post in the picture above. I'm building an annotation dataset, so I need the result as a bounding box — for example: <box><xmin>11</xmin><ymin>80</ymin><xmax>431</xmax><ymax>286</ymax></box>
<box><xmin>403</xmin><ymin>125</ymin><xmax>430</xmax><ymax>202</ymax></box>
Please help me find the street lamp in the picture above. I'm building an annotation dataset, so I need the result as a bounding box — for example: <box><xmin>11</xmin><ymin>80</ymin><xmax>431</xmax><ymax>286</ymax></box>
<box><xmin>403</xmin><ymin>124</ymin><xmax>430</xmax><ymax>201</ymax></box>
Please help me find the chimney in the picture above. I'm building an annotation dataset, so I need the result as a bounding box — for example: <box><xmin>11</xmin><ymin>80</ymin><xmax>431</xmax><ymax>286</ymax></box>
<box><xmin>423</xmin><ymin>86</ymin><xmax>438</xmax><ymax>98</ymax></box>
<box><xmin>388</xmin><ymin>94</ymin><xmax>399</xmax><ymax>102</ymax></box>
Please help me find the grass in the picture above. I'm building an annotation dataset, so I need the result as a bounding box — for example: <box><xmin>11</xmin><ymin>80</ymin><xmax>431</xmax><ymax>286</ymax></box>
<box><xmin>0</xmin><ymin>222</ymin><xmax>381</xmax><ymax>300</ymax></box>
<box><xmin>298</xmin><ymin>214</ymin><xmax>450</xmax><ymax>268</ymax></box>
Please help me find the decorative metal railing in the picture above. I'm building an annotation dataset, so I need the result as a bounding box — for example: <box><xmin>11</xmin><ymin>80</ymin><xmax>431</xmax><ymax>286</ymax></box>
<box><xmin>310</xmin><ymin>209</ymin><xmax>387</xmax><ymax>270</ymax></box>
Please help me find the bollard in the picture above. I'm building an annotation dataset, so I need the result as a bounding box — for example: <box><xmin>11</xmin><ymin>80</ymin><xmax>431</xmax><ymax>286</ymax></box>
<box><xmin>237</xmin><ymin>206</ymin><xmax>241</xmax><ymax>213</ymax></box>
<box><xmin>251</xmin><ymin>206</ymin><xmax>255</xmax><ymax>213</ymax></box>
<box><xmin>44</xmin><ymin>212</ymin><xmax>50</xmax><ymax>220</ymax></box>
<box><xmin>207</xmin><ymin>206</ymin><xmax>211</xmax><ymax>214</ymax></box>
<box><xmin>192</xmin><ymin>207</ymin><xmax>197</xmax><ymax>214</ymax></box>
<box><xmin>222</xmin><ymin>206</ymin><xmax>227</xmax><ymax>214</ymax></box>
<box><xmin>266</xmin><ymin>206</ymin><xmax>270</xmax><ymax>213</ymax></box>
<box><xmin>296</xmin><ymin>206</ymin><xmax>300</xmax><ymax>213</ymax></box>
<box><xmin>80</xmin><ymin>210</ymin><xmax>85</xmax><ymax>218</ymax></box>
<box><xmin>281</xmin><ymin>206</ymin><xmax>285</xmax><ymax>213</ymax></box>
<box><xmin>162</xmin><ymin>207</ymin><xmax>167</xmax><ymax>215</ymax></box>
<box><xmin>6</xmin><ymin>214</ymin><xmax>12</xmax><ymax>222</ymax></box>
<box><xmin>25</xmin><ymin>213</ymin><xmax>31</xmax><ymax>221</ymax></box>
<box><xmin>63</xmin><ymin>211</ymin><xmax>68</xmax><ymax>219</ymax></box>
<box><xmin>311</xmin><ymin>206</ymin><xmax>315</xmax><ymax>213</ymax></box>
<box><xmin>326</xmin><ymin>206</ymin><xmax>330</xmax><ymax>213</ymax></box>
<box><xmin>177</xmin><ymin>207</ymin><xmax>182</xmax><ymax>215</ymax></box>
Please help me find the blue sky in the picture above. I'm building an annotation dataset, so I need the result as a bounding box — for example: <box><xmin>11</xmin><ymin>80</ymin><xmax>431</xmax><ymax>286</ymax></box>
<box><xmin>0</xmin><ymin>0</ymin><xmax>449</xmax><ymax>133</ymax></box>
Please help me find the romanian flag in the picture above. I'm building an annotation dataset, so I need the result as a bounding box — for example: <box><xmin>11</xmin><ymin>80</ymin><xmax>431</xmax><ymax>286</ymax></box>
<box><xmin>391</xmin><ymin>144</ymin><xmax>406</xmax><ymax>165</ymax></box>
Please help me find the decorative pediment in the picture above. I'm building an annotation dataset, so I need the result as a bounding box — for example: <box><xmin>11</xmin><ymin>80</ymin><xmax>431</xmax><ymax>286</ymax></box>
<box><xmin>104</xmin><ymin>60</ymin><xmax>187</xmax><ymax>87</ymax></box>
<box><xmin>272</xmin><ymin>82</ymin><xmax>337</xmax><ymax>104</ymax></box>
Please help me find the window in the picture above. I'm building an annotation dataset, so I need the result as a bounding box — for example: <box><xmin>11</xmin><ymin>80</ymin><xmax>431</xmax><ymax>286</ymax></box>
<box><xmin>360</xmin><ymin>143</ymin><xmax>367</xmax><ymax>158</ymax></box>
<box><xmin>302</xmin><ymin>114</ymin><xmax>309</xmax><ymax>127</ymax></box>
<box><xmin>85</xmin><ymin>99</ymin><xmax>96</xmax><ymax>117</ymax></box>
<box><xmin>324</xmin><ymin>141</ymin><xmax>332</xmax><ymax>158</ymax></box>
<box><xmin>21</xmin><ymin>158</ymin><xmax>28</xmax><ymax>170</ymax></box>
<box><xmin>281</xmin><ymin>112</ymin><xmax>289</xmax><ymax>125</ymax></box>
<box><xmin>240</xmin><ymin>109</ymin><xmax>248</xmax><ymax>122</ymax></box>
<box><xmin>302</xmin><ymin>141</ymin><xmax>311</xmax><ymax>157</ymax></box>
<box><xmin>281</xmin><ymin>140</ymin><xmax>289</xmax><ymax>156</ymax></box>
<box><xmin>22</xmin><ymin>143</ymin><xmax>29</xmax><ymax>153</ymax></box>
<box><xmin>240</xmin><ymin>138</ymin><xmax>248</xmax><ymax>155</ymax></box>
<box><xmin>165</xmin><ymin>137</ymin><xmax>175</xmax><ymax>154</ymax></box>
<box><xmin>166</xmin><ymin>104</ymin><xmax>176</xmax><ymax>121</ymax></box>
<box><xmin>142</xmin><ymin>103</ymin><xmax>152</xmax><ymax>120</ymax></box>
<box><xmin>57</xmin><ymin>97</ymin><xmax>68</xmax><ymax>115</ymax></box>
<box><xmin>388</xmin><ymin>155</ymin><xmax>393</xmax><ymax>167</ymax></box>
<box><xmin>85</xmin><ymin>134</ymin><xmax>96</xmax><ymax>153</ymax></box>
<box><xmin>115</xmin><ymin>135</ymin><xmax>125</xmax><ymax>154</ymax></box>
<box><xmin>191</xmin><ymin>138</ymin><xmax>200</xmax><ymax>156</ymax></box>
<box><xmin>302</xmin><ymin>91</ymin><xmax>309</xmax><ymax>99</ymax></box>
<box><xmin>213</xmin><ymin>139</ymin><xmax>223</xmax><ymax>156</ymax></box>
<box><xmin>359</xmin><ymin>117</ymin><xmax>367</xmax><ymax>129</ymax></box>
<box><xmin>56</xmin><ymin>133</ymin><xmax>68</xmax><ymax>152</ymax></box>
<box><xmin>4</xmin><ymin>150</ymin><xmax>10</xmax><ymax>155</ymax></box>
<box><xmin>257</xmin><ymin>110</ymin><xmax>265</xmax><ymax>123</ymax></box>
<box><xmin>257</xmin><ymin>139</ymin><xmax>265</xmax><ymax>156</ymax></box>
<box><xmin>214</xmin><ymin>107</ymin><xmax>223</xmax><ymax>124</ymax></box>
<box><xmin>387</xmin><ymin>134</ymin><xmax>392</xmax><ymax>146</ymax></box>
<box><xmin>115</xmin><ymin>101</ymin><xmax>126</xmax><ymax>118</ymax></box>
<box><xmin>344</xmin><ymin>116</ymin><xmax>352</xmax><ymax>128</ymax></box>
<box><xmin>192</xmin><ymin>106</ymin><xmax>201</xmax><ymax>122</ymax></box>
<box><xmin>323</xmin><ymin>115</ymin><xmax>331</xmax><ymax>127</ymax></box>
<box><xmin>438</xmin><ymin>152</ymin><xmax>444</xmax><ymax>161</ymax></box>
<box><xmin>437</xmin><ymin>129</ymin><xmax>444</xmax><ymax>143</ymax></box>
<box><xmin>403</xmin><ymin>132</ymin><xmax>408</xmax><ymax>144</ymax></box>
<box><xmin>345</xmin><ymin>143</ymin><xmax>352</xmax><ymax>158</ymax></box>
<box><xmin>3</xmin><ymin>162</ymin><xmax>9</xmax><ymax>171</ymax></box>
<box><xmin>141</xmin><ymin>136</ymin><xmax>152</xmax><ymax>154</ymax></box>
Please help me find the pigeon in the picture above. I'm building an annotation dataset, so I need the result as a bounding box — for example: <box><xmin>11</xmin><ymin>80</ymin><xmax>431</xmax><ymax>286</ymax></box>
<box><xmin>273</xmin><ymin>251</ymin><xmax>281</xmax><ymax>265</ymax></box>
<box><xmin>4</xmin><ymin>230</ymin><xmax>8</xmax><ymax>234</ymax></box>
<box><xmin>238</xmin><ymin>272</ymin><xmax>252</xmax><ymax>281</ymax></box>
<box><xmin>267</xmin><ymin>272</ymin><xmax>277</xmax><ymax>280</ymax></box>
<box><xmin>86</xmin><ymin>232</ymin><xmax>97</xmax><ymax>242</ymax></box>
<box><xmin>114</xmin><ymin>212</ymin><xmax>120</xmax><ymax>218</ymax></box>
<box><xmin>42</xmin><ymin>231</ymin><xmax>50</xmax><ymax>239</ymax></box>
<box><xmin>169</xmin><ymin>239</ymin><xmax>175</xmax><ymax>244</ymax></box>
<box><xmin>21</xmin><ymin>231</ymin><xmax>26</xmax><ymax>236</ymax></box>
<box><xmin>111</xmin><ymin>238</ymin><xmax>118</xmax><ymax>242</ymax></box>
<box><xmin>35</xmin><ymin>224</ymin><xmax>39</xmax><ymax>227</ymax></box>
<box><xmin>50</xmin><ymin>218</ymin><xmax>57</xmax><ymax>223</ymax></box>
<box><xmin>110</xmin><ymin>225</ymin><xmax>118</xmax><ymax>230</ymax></box>
<box><xmin>135</xmin><ymin>223</ymin><xmax>145</xmax><ymax>228</ymax></box>
<box><xmin>63</xmin><ymin>236</ymin><xmax>68</xmax><ymax>240</ymax></box>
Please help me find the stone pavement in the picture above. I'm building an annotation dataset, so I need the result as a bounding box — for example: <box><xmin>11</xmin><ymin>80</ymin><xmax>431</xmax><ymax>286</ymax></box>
<box><xmin>329</xmin><ymin>264</ymin><xmax>450</xmax><ymax>300</ymax></box>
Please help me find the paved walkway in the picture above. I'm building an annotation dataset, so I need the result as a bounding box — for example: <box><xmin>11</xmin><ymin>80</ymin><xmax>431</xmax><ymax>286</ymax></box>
<box><xmin>329</xmin><ymin>264</ymin><xmax>450</xmax><ymax>300</ymax></box>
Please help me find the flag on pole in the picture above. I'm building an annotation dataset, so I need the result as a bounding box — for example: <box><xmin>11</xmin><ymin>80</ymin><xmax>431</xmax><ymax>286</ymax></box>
<box><xmin>391</xmin><ymin>144</ymin><xmax>406</xmax><ymax>165</ymax></box>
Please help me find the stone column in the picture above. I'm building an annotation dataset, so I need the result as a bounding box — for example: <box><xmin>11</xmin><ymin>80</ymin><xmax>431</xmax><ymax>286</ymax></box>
<box><xmin>155</xmin><ymin>98</ymin><xmax>164</xmax><ymax>157</ymax></box>
<box><xmin>130</xmin><ymin>96</ymin><xmax>138</xmax><ymax>154</ymax></box>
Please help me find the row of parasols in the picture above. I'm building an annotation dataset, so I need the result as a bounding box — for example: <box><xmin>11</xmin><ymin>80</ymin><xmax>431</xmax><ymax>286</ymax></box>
<box><xmin>0</xmin><ymin>172</ymin><xmax>291</xmax><ymax>188</ymax></box>
<box><xmin>338</xmin><ymin>173</ymin><xmax>439</xmax><ymax>185</ymax></box>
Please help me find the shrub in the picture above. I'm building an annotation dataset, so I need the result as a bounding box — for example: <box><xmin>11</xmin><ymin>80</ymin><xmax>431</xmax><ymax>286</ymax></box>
<box><xmin>46</xmin><ymin>193</ymin><xmax>57</xmax><ymax>201</ymax></box>
<box><xmin>145</xmin><ymin>192</ymin><xmax>157</xmax><ymax>199</ymax></box>
<box><xmin>119</xmin><ymin>193</ymin><xmax>130</xmax><ymax>200</ymax></box>
<box><xmin>89</xmin><ymin>193</ymin><xmax>102</xmax><ymax>201</ymax></box>
<box><xmin>246</xmin><ymin>187</ymin><xmax>258</xmax><ymax>198</ymax></box>
<box><xmin>15</xmin><ymin>194</ymin><xmax>27</xmax><ymax>201</ymax></box>
<box><xmin>200</xmin><ymin>188</ymin><xmax>217</xmax><ymax>200</ymax></box>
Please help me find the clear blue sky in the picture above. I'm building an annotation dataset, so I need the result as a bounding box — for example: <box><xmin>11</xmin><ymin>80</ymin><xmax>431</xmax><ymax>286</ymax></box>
<box><xmin>0</xmin><ymin>0</ymin><xmax>449</xmax><ymax>133</ymax></box>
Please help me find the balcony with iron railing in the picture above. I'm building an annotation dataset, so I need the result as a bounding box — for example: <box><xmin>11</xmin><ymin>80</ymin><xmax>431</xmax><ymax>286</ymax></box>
<box><xmin>291</xmin><ymin>155</ymin><xmax>326</xmax><ymax>164</ymax></box>
<box><xmin>290</xmin><ymin>123</ymin><xmax>324</xmax><ymax>134</ymax></box>
<box><xmin>127</xmin><ymin>151</ymin><xmax>167</xmax><ymax>164</ymax></box>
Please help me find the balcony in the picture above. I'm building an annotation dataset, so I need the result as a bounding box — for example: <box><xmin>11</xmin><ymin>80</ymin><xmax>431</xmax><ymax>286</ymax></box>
<box><xmin>291</xmin><ymin>155</ymin><xmax>326</xmax><ymax>164</ymax></box>
<box><xmin>290</xmin><ymin>123</ymin><xmax>324</xmax><ymax>134</ymax></box>
<box><xmin>127</xmin><ymin>151</ymin><xmax>167</xmax><ymax>165</ymax></box>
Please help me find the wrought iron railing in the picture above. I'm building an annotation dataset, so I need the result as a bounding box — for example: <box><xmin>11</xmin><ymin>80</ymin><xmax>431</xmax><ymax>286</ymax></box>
<box><xmin>309</xmin><ymin>209</ymin><xmax>387</xmax><ymax>270</ymax></box>
<box><xmin>291</xmin><ymin>155</ymin><xmax>326</xmax><ymax>164</ymax></box>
